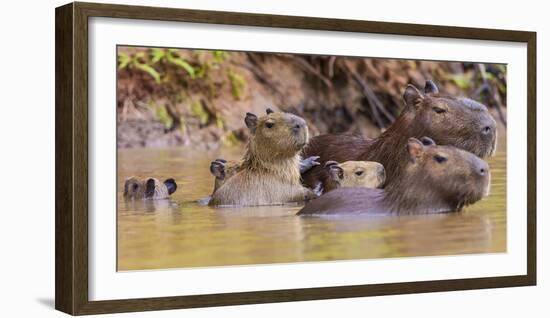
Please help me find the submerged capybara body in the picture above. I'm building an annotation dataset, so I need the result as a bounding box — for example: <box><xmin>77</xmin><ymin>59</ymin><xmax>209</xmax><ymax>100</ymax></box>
<box><xmin>302</xmin><ymin>80</ymin><xmax>497</xmax><ymax>189</ymax></box>
<box><xmin>123</xmin><ymin>177</ymin><xmax>177</xmax><ymax>200</ymax></box>
<box><xmin>209</xmin><ymin>109</ymin><xmax>315</xmax><ymax>206</ymax></box>
<box><xmin>323</xmin><ymin>160</ymin><xmax>386</xmax><ymax>193</ymax></box>
<box><xmin>298</xmin><ymin>137</ymin><xmax>491</xmax><ymax>215</ymax></box>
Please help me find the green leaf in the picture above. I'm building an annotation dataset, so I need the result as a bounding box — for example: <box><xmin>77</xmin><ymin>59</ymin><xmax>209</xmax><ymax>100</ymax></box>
<box><xmin>215</xmin><ymin>112</ymin><xmax>224</xmax><ymax>129</ymax></box>
<box><xmin>450</xmin><ymin>73</ymin><xmax>472</xmax><ymax>89</ymax></box>
<box><xmin>484</xmin><ymin>72</ymin><xmax>496</xmax><ymax>81</ymax></box>
<box><xmin>228</xmin><ymin>70</ymin><xmax>246</xmax><ymax>100</ymax></box>
<box><xmin>212</xmin><ymin>50</ymin><xmax>227</xmax><ymax>63</ymax></box>
<box><xmin>495</xmin><ymin>64</ymin><xmax>507</xmax><ymax>74</ymax></box>
<box><xmin>117</xmin><ymin>52</ymin><xmax>131</xmax><ymax>70</ymax></box>
<box><xmin>167</xmin><ymin>54</ymin><xmax>196</xmax><ymax>79</ymax></box>
<box><xmin>154</xmin><ymin>104</ymin><xmax>173</xmax><ymax>129</ymax></box>
<box><xmin>222</xmin><ymin>131</ymin><xmax>240</xmax><ymax>147</ymax></box>
<box><xmin>150</xmin><ymin>48</ymin><xmax>165</xmax><ymax>64</ymax></box>
<box><xmin>191</xmin><ymin>101</ymin><xmax>209</xmax><ymax>125</ymax></box>
<box><xmin>134</xmin><ymin>62</ymin><xmax>161</xmax><ymax>84</ymax></box>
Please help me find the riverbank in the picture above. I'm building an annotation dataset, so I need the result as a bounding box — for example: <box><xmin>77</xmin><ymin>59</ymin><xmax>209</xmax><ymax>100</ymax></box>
<box><xmin>117</xmin><ymin>47</ymin><xmax>507</xmax><ymax>150</ymax></box>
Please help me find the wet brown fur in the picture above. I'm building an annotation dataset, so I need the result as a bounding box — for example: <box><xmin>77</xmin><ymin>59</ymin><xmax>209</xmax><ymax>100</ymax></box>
<box><xmin>302</xmin><ymin>81</ymin><xmax>497</xmax><ymax>190</ymax></box>
<box><xmin>324</xmin><ymin>160</ymin><xmax>386</xmax><ymax>193</ymax></box>
<box><xmin>298</xmin><ymin>137</ymin><xmax>491</xmax><ymax>215</ymax></box>
<box><xmin>209</xmin><ymin>110</ymin><xmax>315</xmax><ymax>206</ymax></box>
<box><xmin>210</xmin><ymin>155</ymin><xmax>319</xmax><ymax>195</ymax></box>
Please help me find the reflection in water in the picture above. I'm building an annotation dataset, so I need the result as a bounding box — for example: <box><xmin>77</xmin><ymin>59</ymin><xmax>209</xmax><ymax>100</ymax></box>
<box><xmin>117</xmin><ymin>134</ymin><xmax>506</xmax><ymax>271</ymax></box>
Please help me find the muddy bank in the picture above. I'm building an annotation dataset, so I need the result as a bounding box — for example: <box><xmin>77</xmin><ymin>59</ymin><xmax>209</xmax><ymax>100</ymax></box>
<box><xmin>117</xmin><ymin>48</ymin><xmax>507</xmax><ymax>149</ymax></box>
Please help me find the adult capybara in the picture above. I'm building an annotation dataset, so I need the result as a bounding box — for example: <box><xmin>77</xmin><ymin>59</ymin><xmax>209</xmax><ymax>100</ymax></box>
<box><xmin>209</xmin><ymin>156</ymin><xmax>320</xmax><ymax>195</ymax></box>
<box><xmin>209</xmin><ymin>109</ymin><xmax>316</xmax><ymax>206</ymax></box>
<box><xmin>302</xmin><ymin>80</ymin><xmax>497</xmax><ymax>189</ymax></box>
<box><xmin>323</xmin><ymin>160</ymin><xmax>386</xmax><ymax>193</ymax></box>
<box><xmin>123</xmin><ymin>177</ymin><xmax>177</xmax><ymax>200</ymax></box>
<box><xmin>298</xmin><ymin>137</ymin><xmax>491</xmax><ymax>215</ymax></box>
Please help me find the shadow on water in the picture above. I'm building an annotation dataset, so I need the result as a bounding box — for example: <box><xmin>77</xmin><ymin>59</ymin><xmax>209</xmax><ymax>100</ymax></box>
<box><xmin>116</xmin><ymin>132</ymin><xmax>506</xmax><ymax>271</ymax></box>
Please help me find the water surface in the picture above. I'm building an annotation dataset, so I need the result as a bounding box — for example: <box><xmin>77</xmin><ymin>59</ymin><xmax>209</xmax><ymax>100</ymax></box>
<box><xmin>117</xmin><ymin>135</ymin><xmax>506</xmax><ymax>271</ymax></box>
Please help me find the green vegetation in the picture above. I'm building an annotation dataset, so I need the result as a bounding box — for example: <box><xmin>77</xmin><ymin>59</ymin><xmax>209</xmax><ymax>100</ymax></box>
<box><xmin>228</xmin><ymin>70</ymin><xmax>247</xmax><ymax>100</ymax></box>
<box><xmin>117</xmin><ymin>47</ymin><xmax>247</xmax><ymax>139</ymax></box>
<box><xmin>117</xmin><ymin>48</ymin><xmax>507</xmax><ymax>149</ymax></box>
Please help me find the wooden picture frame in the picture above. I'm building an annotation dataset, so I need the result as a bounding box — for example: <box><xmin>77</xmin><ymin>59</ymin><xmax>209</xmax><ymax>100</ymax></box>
<box><xmin>55</xmin><ymin>1</ymin><xmax>536</xmax><ymax>315</ymax></box>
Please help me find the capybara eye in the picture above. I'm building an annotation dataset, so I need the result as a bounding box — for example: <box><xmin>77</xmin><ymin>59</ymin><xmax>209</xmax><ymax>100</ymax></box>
<box><xmin>265</xmin><ymin>122</ymin><xmax>275</xmax><ymax>128</ymax></box>
<box><xmin>434</xmin><ymin>155</ymin><xmax>448</xmax><ymax>163</ymax></box>
<box><xmin>432</xmin><ymin>106</ymin><xmax>447</xmax><ymax>114</ymax></box>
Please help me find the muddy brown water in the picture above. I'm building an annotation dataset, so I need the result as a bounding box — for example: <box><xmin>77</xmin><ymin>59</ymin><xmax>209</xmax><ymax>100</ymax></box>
<box><xmin>117</xmin><ymin>135</ymin><xmax>506</xmax><ymax>271</ymax></box>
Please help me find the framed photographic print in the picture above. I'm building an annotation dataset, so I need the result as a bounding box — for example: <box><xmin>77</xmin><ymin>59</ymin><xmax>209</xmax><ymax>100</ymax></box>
<box><xmin>55</xmin><ymin>2</ymin><xmax>537</xmax><ymax>315</ymax></box>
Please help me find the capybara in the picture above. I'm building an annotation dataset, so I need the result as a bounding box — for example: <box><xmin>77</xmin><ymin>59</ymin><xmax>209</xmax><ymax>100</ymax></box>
<box><xmin>302</xmin><ymin>80</ymin><xmax>497</xmax><ymax>190</ymax></box>
<box><xmin>209</xmin><ymin>109</ymin><xmax>316</xmax><ymax>206</ymax></box>
<box><xmin>123</xmin><ymin>177</ymin><xmax>177</xmax><ymax>200</ymax></box>
<box><xmin>323</xmin><ymin>160</ymin><xmax>386</xmax><ymax>193</ymax></box>
<box><xmin>297</xmin><ymin>137</ymin><xmax>490</xmax><ymax>215</ymax></box>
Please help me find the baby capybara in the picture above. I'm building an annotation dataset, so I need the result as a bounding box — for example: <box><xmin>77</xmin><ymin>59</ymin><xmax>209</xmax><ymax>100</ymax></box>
<box><xmin>298</xmin><ymin>137</ymin><xmax>490</xmax><ymax>215</ymax></box>
<box><xmin>302</xmin><ymin>80</ymin><xmax>497</xmax><ymax>190</ymax></box>
<box><xmin>123</xmin><ymin>177</ymin><xmax>177</xmax><ymax>200</ymax></box>
<box><xmin>209</xmin><ymin>109</ymin><xmax>316</xmax><ymax>206</ymax></box>
<box><xmin>323</xmin><ymin>160</ymin><xmax>386</xmax><ymax>193</ymax></box>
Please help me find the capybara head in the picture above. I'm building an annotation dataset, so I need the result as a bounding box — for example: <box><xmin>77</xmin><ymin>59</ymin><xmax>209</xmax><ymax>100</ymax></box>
<box><xmin>325</xmin><ymin>160</ymin><xmax>385</xmax><ymax>191</ymax></box>
<box><xmin>389</xmin><ymin>136</ymin><xmax>490</xmax><ymax>211</ymax></box>
<box><xmin>245</xmin><ymin>108</ymin><xmax>309</xmax><ymax>159</ymax></box>
<box><xmin>123</xmin><ymin>177</ymin><xmax>177</xmax><ymax>200</ymax></box>
<box><xmin>402</xmin><ymin>80</ymin><xmax>497</xmax><ymax>158</ymax></box>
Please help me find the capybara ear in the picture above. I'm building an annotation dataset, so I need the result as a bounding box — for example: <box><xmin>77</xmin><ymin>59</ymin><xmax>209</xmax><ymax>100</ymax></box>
<box><xmin>245</xmin><ymin>112</ymin><xmax>258</xmax><ymax>133</ymax></box>
<box><xmin>325</xmin><ymin>161</ymin><xmax>344</xmax><ymax>181</ymax></box>
<box><xmin>403</xmin><ymin>84</ymin><xmax>424</xmax><ymax>107</ymax></box>
<box><xmin>407</xmin><ymin>138</ymin><xmax>425</xmax><ymax>162</ymax></box>
<box><xmin>210</xmin><ymin>160</ymin><xmax>226</xmax><ymax>179</ymax></box>
<box><xmin>145</xmin><ymin>178</ymin><xmax>156</xmax><ymax>198</ymax></box>
<box><xmin>424</xmin><ymin>80</ymin><xmax>439</xmax><ymax>95</ymax></box>
<box><xmin>124</xmin><ymin>177</ymin><xmax>139</xmax><ymax>196</ymax></box>
<box><xmin>123</xmin><ymin>180</ymin><xmax>131</xmax><ymax>196</ymax></box>
<box><xmin>266</xmin><ymin>108</ymin><xmax>274</xmax><ymax>114</ymax></box>
<box><xmin>164</xmin><ymin>178</ymin><xmax>177</xmax><ymax>195</ymax></box>
<box><xmin>420</xmin><ymin>136</ymin><xmax>436</xmax><ymax>146</ymax></box>
<box><xmin>324</xmin><ymin>160</ymin><xmax>339</xmax><ymax>169</ymax></box>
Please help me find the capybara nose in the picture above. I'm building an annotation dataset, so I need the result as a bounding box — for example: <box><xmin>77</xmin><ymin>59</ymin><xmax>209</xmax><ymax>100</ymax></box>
<box><xmin>475</xmin><ymin>160</ymin><xmax>490</xmax><ymax>177</ymax></box>
<box><xmin>480</xmin><ymin>116</ymin><xmax>496</xmax><ymax>136</ymax></box>
<box><xmin>292</xmin><ymin>121</ymin><xmax>305</xmax><ymax>133</ymax></box>
<box><xmin>479</xmin><ymin>167</ymin><xmax>487</xmax><ymax>176</ymax></box>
